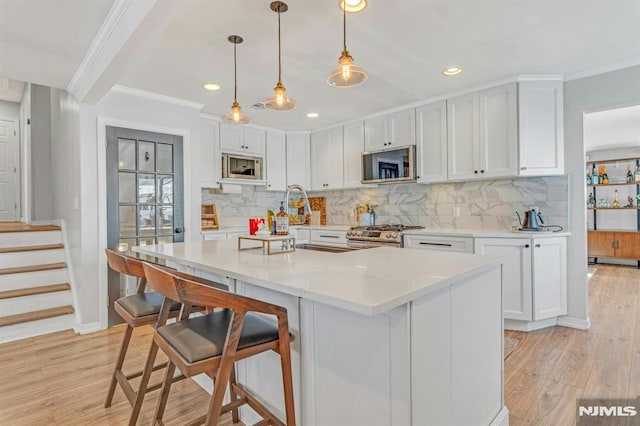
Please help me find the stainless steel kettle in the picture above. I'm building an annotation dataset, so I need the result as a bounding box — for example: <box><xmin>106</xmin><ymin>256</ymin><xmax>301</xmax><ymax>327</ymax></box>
<box><xmin>516</xmin><ymin>209</ymin><xmax>544</xmax><ymax>231</ymax></box>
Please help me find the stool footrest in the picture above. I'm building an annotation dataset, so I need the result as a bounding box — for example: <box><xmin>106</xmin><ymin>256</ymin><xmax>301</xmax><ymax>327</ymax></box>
<box><xmin>125</xmin><ymin>361</ymin><xmax>168</xmax><ymax>380</ymax></box>
<box><xmin>232</xmin><ymin>383</ymin><xmax>285</xmax><ymax>426</ymax></box>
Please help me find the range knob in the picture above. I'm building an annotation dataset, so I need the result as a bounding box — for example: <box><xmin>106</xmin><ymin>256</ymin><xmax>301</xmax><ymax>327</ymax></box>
<box><xmin>391</xmin><ymin>232</ymin><xmax>398</xmax><ymax>238</ymax></box>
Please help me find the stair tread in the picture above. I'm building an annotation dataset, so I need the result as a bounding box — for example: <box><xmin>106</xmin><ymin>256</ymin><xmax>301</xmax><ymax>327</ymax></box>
<box><xmin>0</xmin><ymin>244</ymin><xmax>64</xmax><ymax>254</ymax></box>
<box><xmin>0</xmin><ymin>263</ymin><xmax>66</xmax><ymax>276</ymax></box>
<box><xmin>0</xmin><ymin>222</ymin><xmax>61</xmax><ymax>233</ymax></box>
<box><xmin>0</xmin><ymin>283</ymin><xmax>71</xmax><ymax>300</ymax></box>
<box><xmin>0</xmin><ymin>305</ymin><xmax>74</xmax><ymax>327</ymax></box>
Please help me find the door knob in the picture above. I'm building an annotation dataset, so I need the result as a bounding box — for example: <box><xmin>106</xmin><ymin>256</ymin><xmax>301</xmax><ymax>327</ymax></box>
<box><xmin>175</xmin><ymin>227</ymin><xmax>184</xmax><ymax>234</ymax></box>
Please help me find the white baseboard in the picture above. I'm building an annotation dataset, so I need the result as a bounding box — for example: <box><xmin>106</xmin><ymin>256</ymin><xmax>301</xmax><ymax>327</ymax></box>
<box><xmin>557</xmin><ymin>316</ymin><xmax>591</xmax><ymax>330</ymax></box>
<box><xmin>504</xmin><ymin>317</ymin><xmax>558</xmax><ymax>332</ymax></box>
<box><xmin>490</xmin><ymin>406</ymin><xmax>509</xmax><ymax>426</ymax></box>
<box><xmin>74</xmin><ymin>321</ymin><xmax>104</xmax><ymax>335</ymax></box>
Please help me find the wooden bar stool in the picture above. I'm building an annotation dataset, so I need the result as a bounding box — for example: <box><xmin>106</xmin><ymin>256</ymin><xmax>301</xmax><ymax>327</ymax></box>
<box><xmin>104</xmin><ymin>250</ymin><xmax>185</xmax><ymax>423</ymax></box>
<box><xmin>142</xmin><ymin>262</ymin><xmax>296</xmax><ymax>426</ymax></box>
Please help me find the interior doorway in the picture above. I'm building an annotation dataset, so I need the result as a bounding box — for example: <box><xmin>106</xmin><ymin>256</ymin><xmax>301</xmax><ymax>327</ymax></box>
<box><xmin>105</xmin><ymin>126</ymin><xmax>184</xmax><ymax>325</ymax></box>
<box><xmin>0</xmin><ymin>117</ymin><xmax>19</xmax><ymax>221</ymax></box>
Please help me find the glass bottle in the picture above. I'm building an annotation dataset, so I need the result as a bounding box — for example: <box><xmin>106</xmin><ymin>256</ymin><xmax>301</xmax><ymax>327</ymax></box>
<box><xmin>635</xmin><ymin>164</ymin><xmax>640</xmax><ymax>183</ymax></box>
<box><xmin>586</xmin><ymin>167</ymin><xmax>592</xmax><ymax>185</ymax></box>
<box><xmin>613</xmin><ymin>190</ymin><xmax>620</xmax><ymax>208</ymax></box>
<box><xmin>602</xmin><ymin>167</ymin><xmax>609</xmax><ymax>184</ymax></box>
<box><xmin>275</xmin><ymin>201</ymin><xmax>289</xmax><ymax>236</ymax></box>
<box><xmin>626</xmin><ymin>165</ymin><xmax>633</xmax><ymax>184</ymax></box>
<box><xmin>591</xmin><ymin>164</ymin><xmax>599</xmax><ymax>184</ymax></box>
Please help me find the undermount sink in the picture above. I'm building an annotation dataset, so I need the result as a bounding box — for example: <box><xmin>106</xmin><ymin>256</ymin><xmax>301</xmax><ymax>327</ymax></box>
<box><xmin>295</xmin><ymin>243</ymin><xmax>364</xmax><ymax>253</ymax></box>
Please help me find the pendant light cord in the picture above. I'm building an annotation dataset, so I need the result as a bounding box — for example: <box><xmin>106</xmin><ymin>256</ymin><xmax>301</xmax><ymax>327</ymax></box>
<box><xmin>277</xmin><ymin>6</ymin><xmax>282</xmax><ymax>82</ymax></box>
<box><xmin>343</xmin><ymin>4</ymin><xmax>347</xmax><ymax>52</ymax></box>
<box><xmin>233</xmin><ymin>41</ymin><xmax>238</xmax><ymax>102</ymax></box>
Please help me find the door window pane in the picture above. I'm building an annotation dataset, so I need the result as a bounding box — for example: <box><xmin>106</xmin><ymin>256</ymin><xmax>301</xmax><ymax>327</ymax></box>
<box><xmin>157</xmin><ymin>143</ymin><xmax>173</xmax><ymax>173</ymax></box>
<box><xmin>118</xmin><ymin>138</ymin><xmax>136</xmax><ymax>170</ymax></box>
<box><xmin>117</xmin><ymin>238</ymin><xmax>137</xmax><ymax>254</ymax></box>
<box><xmin>138</xmin><ymin>174</ymin><xmax>156</xmax><ymax>204</ymax></box>
<box><xmin>118</xmin><ymin>172</ymin><xmax>136</xmax><ymax>203</ymax></box>
<box><xmin>139</xmin><ymin>236</ymin><xmax>156</xmax><ymax>246</ymax></box>
<box><xmin>157</xmin><ymin>175</ymin><xmax>173</xmax><ymax>204</ymax></box>
<box><xmin>138</xmin><ymin>141</ymin><xmax>155</xmax><ymax>172</ymax></box>
<box><xmin>139</xmin><ymin>206</ymin><xmax>156</xmax><ymax>236</ymax></box>
<box><xmin>158</xmin><ymin>236</ymin><xmax>174</xmax><ymax>245</ymax></box>
<box><xmin>158</xmin><ymin>206</ymin><xmax>173</xmax><ymax>235</ymax></box>
<box><xmin>119</xmin><ymin>206</ymin><xmax>136</xmax><ymax>237</ymax></box>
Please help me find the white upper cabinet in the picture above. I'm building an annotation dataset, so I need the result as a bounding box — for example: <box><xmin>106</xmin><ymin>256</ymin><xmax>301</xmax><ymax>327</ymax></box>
<box><xmin>518</xmin><ymin>80</ymin><xmax>564</xmax><ymax>176</ymax></box>
<box><xmin>448</xmin><ymin>83</ymin><xmax>517</xmax><ymax>180</ymax></box>
<box><xmin>342</xmin><ymin>121</ymin><xmax>366</xmax><ymax>188</ymax></box>
<box><xmin>265</xmin><ymin>131</ymin><xmax>287</xmax><ymax>191</ymax></box>
<box><xmin>286</xmin><ymin>133</ymin><xmax>310</xmax><ymax>188</ymax></box>
<box><xmin>416</xmin><ymin>101</ymin><xmax>447</xmax><ymax>183</ymax></box>
<box><xmin>200</xmin><ymin>118</ymin><xmax>221</xmax><ymax>186</ymax></box>
<box><xmin>310</xmin><ymin>127</ymin><xmax>344</xmax><ymax>190</ymax></box>
<box><xmin>364</xmin><ymin>109</ymin><xmax>416</xmax><ymax>151</ymax></box>
<box><xmin>219</xmin><ymin>124</ymin><xmax>266</xmax><ymax>156</ymax></box>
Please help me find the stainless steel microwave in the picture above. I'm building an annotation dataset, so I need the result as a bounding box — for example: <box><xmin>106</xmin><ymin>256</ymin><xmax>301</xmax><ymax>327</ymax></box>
<box><xmin>221</xmin><ymin>154</ymin><xmax>262</xmax><ymax>180</ymax></box>
<box><xmin>361</xmin><ymin>145</ymin><xmax>416</xmax><ymax>184</ymax></box>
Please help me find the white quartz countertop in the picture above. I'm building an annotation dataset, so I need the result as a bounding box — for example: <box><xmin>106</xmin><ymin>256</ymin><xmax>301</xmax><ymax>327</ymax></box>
<box><xmin>134</xmin><ymin>239</ymin><xmax>502</xmax><ymax>316</ymax></box>
<box><xmin>201</xmin><ymin>224</ymin><xmax>352</xmax><ymax>234</ymax></box>
<box><xmin>403</xmin><ymin>228</ymin><xmax>571</xmax><ymax>238</ymax></box>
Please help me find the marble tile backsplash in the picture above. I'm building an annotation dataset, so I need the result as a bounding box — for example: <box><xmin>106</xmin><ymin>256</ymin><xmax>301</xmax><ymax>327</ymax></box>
<box><xmin>202</xmin><ymin>176</ymin><xmax>569</xmax><ymax>231</ymax></box>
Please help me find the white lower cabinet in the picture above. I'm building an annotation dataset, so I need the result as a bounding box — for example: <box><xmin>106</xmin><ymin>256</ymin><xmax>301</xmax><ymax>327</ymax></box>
<box><xmin>403</xmin><ymin>234</ymin><xmax>473</xmax><ymax>253</ymax></box>
<box><xmin>474</xmin><ymin>236</ymin><xmax>567</xmax><ymax>329</ymax></box>
<box><xmin>309</xmin><ymin>229</ymin><xmax>347</xmax><ymax>246</ymax></box>
<box><xmin>202</xmin><ymin>231</ymin><xmax>247</xmax><ymax>241</ymax></box>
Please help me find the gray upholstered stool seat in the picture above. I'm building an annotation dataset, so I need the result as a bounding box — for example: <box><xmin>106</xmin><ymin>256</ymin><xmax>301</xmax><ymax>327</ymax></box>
<box><xmin>157</xmin><ymin>311</ymin><xmax>280</xmax><ymax>363</ymax></box>
<box><xmin>116</xmin><ymin>292</ymin><xmax>181</xmax><ymax>318</ymax></box>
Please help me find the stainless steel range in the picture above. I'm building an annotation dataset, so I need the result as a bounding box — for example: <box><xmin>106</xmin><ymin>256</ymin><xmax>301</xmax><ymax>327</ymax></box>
<box><xmin>346</xmin><ymin>224</ymin><xmax>425</xmax><ymax>248</ymax></box>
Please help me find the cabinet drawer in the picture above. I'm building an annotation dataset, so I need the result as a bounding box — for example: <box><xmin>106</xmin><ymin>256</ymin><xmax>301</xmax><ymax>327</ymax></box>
<box><xmin>292</xmin><ymin>228</ymin><xmax>311</xmax><ymax>242</ymax></box>
<box><xmin>310</xmin><ymin>229</ymin><xmax>347</xmax><ymax>246</ymax></box>
<box><xmin>203</xmin><ymin>233</ymin><xmax>227</xmax><ymax>241</ymax></box>
<box><xmin>403</xmin><ymin>235</ymin><xmax>474</xmax><ymax>253</ymax></box>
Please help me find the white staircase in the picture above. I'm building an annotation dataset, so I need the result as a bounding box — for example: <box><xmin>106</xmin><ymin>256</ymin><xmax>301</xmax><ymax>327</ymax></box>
<box><xmin>0</xmin><ymin>224</ymin><xmax>76</xmax><ymax>343</ymax></box>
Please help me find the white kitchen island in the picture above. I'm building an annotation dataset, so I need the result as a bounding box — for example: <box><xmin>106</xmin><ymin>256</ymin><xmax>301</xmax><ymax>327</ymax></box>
<box><xmin>134</xmin><ymin>239</ymin><xmax>507</xmax><ymax>426</ymax></box>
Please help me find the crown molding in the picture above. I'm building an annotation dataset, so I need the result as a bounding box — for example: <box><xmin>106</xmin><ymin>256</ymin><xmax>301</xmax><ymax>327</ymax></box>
<box><xmin>110</xmin><ymin>85</ymin><xmax>204</xmax><ymax>110</ymax></box>
<box><xmin>517</xmin><ymin>74</ymin><xmax>564</xmax><ymax>81</ymax></box>
<box><xmin>564</xmin><ymin>58</ymin><xmax>640</xmax><ymax>82</ymax></box>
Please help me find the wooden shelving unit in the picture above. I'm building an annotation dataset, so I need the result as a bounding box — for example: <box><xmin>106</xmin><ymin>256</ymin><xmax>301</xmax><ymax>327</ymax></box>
<box><xmin>587</xmin><ymin>156</ymin><xmax>640</xmax><ymax>267</ymax></box>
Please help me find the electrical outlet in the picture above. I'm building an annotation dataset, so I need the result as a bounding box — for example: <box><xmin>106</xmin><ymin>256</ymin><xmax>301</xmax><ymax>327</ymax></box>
<box><xmin>453</xmin><ymin>206</ymin><xmax>460</xmax><ymax>217</ymax></box>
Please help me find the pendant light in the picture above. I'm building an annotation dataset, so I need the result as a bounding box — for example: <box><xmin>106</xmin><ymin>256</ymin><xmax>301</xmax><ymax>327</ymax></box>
<box><xmin>222</xmin><ymin>35</ymin><xmax>250</xmax><ymax>124</ymax></box>
<box><xmin>265</xmin><ymin>1</ymin><xmax>296</xmax><ymax>111</ymax></box>
<box><xmin>327</xmin><ymin>2</ymin><xmax>367</xmax><ymax>88</ymax></box>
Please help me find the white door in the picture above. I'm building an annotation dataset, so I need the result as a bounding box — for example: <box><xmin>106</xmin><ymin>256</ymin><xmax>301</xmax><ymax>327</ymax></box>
<box><xmin>310</xmin><ymin>131</ymin><xmax>328</xmax><ymax>190</ymax></box>
<box><xmin>265</xmin><ymin>131</ymin><xmax>287</xmax><ymax>191</ymax></box>
<box><xmin>416</xmin><ymin>101</ymin><xmax>447</xmax><ymax>183</ymax></box>
<box><xmin>286</xmin><ymin>133</ymin><xmax>310</xmax><ymax>188</ymax></box>
<box><xmin>447</xmin><ymin>93</ymin><xmax>479</xmax><ymax>180</ymax></box>
<box><xmin>475</xmin><ymin>238</ymin><xmax>533</xmax><ymax>321</ymax></box>
<box><xmin>388</xmin><ymin>109</ymin><xmax>416</xmax><ymax>147</ymax></box>
<box><xmin>343</xmin><ymin>121</ymin><xmax>365</xmax><ymax>188</ymax></box>
<box><xmin>326</xmin><ymin>126</ymin><xmax>344</xmax><ymax>189</ymax></box>
<box><xmin>0</xmin><ymin>119</ymin><xmax>18</xmax><ymax>221</ymax></box>
<box><xmin>219</xmin><ymin>123</ymin><xmax>244</xmax><ymax>152</ymax></box>
<box><xmin>364</xmin><ymin>115</ymin><xmax>388</xmax><ymax>151</ymax></box>
<box><xmin>532</xmin><ymin>237</ymin><xmax>567</xmax><ymax>320</ymax></box>
<box><xmin>243</xmin><ymin>127</ymin><xmax>266</xmax><ymax>156</ymax></box>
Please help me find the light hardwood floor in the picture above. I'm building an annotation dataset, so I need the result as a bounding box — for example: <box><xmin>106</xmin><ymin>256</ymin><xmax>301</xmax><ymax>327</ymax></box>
<box><xmin>0</xmin><ymin>324</ymin><xmax>237</xmax><ymax>425</ymax></box>
<box><xmin>0</xmin><ymin>264</ymin><xmax>637</xmax><ymax>425</ymax></box>
<box><xmin>505</xmin><ymin>264</ymin><xmax>640</xmax><ymax>425</ymax></box>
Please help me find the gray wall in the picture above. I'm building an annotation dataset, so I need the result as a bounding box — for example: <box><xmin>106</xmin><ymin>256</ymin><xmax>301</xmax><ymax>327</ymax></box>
<box><xmin>0</xmin><ymin>100</ymin><xmax>19</xmax><ymax>118</ymax></box>
<box><xmin>564</xmin><ymin>65</ymin><xmax>640</xmax><ymax>326</ymax></box>
<box><xmin>30</xmin><ymin>84</ymin><xmax>53</xmax><ymax>220</ymax></box>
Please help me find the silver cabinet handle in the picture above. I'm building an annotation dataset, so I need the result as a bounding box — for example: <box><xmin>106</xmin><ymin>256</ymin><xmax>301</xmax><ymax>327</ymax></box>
<box><xmin>419</xmin><ymin>242</ymin><xmax>453</xmax><ymax>247</ymax></box>
<box><xmin>319</xmin><ymin>235</ymin><xmax>340</xmax><ymax>238</ymax></box>
<box><xmin>520</xmin><ymin>166</ymin><xmax>528</xmax><ymax>170</ymax></box>
<box><xmin>535</xmin><ymin>244</ymin><xmax>541</xmax><ymax>248</ymax></box>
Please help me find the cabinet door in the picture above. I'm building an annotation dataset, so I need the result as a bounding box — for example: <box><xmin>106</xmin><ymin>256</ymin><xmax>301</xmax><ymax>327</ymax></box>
<box><xmin>343</xmin><ymin>121</ymin><xmax>366</xmax><ymax>188</ymax></box>
<box><xmin>474</xmin><ymin>238</ymin><xmax>532</xmax><ymax>321</ymax></box>
<box><xmin>243</xmin><ymin>127</ymin><xmax>266</xmax><ymax>156</ymax></box>
<box><xmin>532</xmin><ymin>237</ymin><xmax>567</xmax><ymax>320</ymax></box>
<box><xmin>286</xmin><ymin>133</ymin><xmax>310</xmax><ymax>188</ymax></box>
<box><xmin>615</xmin><ymin>232</ymin><xmax>640</xmax><ymax>259</ymax></box>
<box><xmin>447</xmin><ymin>93</ymin><xmax>479</xmax><ymax>180</ymax></box>
<box><xmin>199</xmin><ymin>118</ymin><xmax>220</xmax><ymax>186</ymax></box>
<box><xmin>478</xmin><ymin>83</ymin><xmax>517</xmax><ymax>178</ymax></box>
<box><xmin>364</xmin><ymin>115</ymin><xmax>388</xmax><ymax>151</ymax></box>
<box><xmin>416</xmin><ymin>101</ymin><xmax>447</xmax><ymax>183</ymax></box>
<box><xmin>518</xmin><ymin>80</ymin><xmax>564</xmax><ymax>176</ymax></box>
<box><xmin>326</xmin><ymin>126</ymin><xmax>344</xmax><ymax>189</ymax></box>
<box><xmin>219</xmin><ymin>123</ymin><xmax>243</xmax><ymax>152</ymax></box>
<box><xmin>265</xmin><ymin>131</ymin><xmax>287</xmax><ymax>191</ymax></box>
<box><xmin>587</xmin><ymin>231</ymin><xmax>615</xmax><ymax>257</ymax></box>
<box><xmin>310</xmin><ymin>131</ymin><xmax>329</xmax><ymax>191</ymax></box>
<box><xmin>388</xmin><ymin>109</ymin><xmax>416</xmax><ymax>147</ymax></box>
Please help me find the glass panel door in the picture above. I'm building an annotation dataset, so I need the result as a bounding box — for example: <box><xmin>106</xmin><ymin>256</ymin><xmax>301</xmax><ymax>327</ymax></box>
<box><xmin>106</xmin><ymin>126</ymin><xmax>184</xmax><ymax>326</ymax></box>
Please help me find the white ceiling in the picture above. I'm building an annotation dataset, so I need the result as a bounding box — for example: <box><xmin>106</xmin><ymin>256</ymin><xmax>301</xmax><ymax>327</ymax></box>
<box><xmin>1</xmin><ymin>0</ymin><xmax>639</xmax><ymax>131</ymax></box>
<box><xmin>0</xmin><ymin>0</ymin><xmax>115</xmax><ymax>89</ymax></box>
<box><xmin>0</xmin><ymin>77</ymin><xmax>24</xmax><ymax>103</ymax></box>
<box><xmin>584</xmin><ymin>105</ymin><xmax>640</xmax><ymax>151</ymax></box>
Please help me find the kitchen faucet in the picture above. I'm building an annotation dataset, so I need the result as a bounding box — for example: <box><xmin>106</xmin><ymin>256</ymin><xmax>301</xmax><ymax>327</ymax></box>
<box><xmin>285</xmin><ymin>184</ymin><xmax>312</xmax><ymax>216</ymax></box>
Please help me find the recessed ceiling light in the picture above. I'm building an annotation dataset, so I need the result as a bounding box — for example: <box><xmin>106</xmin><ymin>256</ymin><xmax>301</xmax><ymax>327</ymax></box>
<box><xmin>339</xmin><ymin>0</ymin><xmax>367</xmax><ymax>13</ymax></box>
<box><xmin>203</xmin><ymin>83</ymin><xmax>220</xmax><ymax>91</ymax></box>
<box><xmin>442</xmin><ymin>66</ymin><xmax>463</xmax><ymax>76</ymax></box>
<box><xmin>307</xmin><ymin>112</ymin><xmax>319</xmax><ymax>118</ymax></box>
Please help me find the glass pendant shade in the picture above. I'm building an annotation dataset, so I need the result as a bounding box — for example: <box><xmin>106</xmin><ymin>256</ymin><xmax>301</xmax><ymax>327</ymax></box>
<box><xmin>327</xmin><ymin>51</ymin><xmax>367</xmax><ymax>88</ymax></box>
<box><xmin>265</xmin><ymin>80</ymin><xmax>296</xmax><ymax>110</ymax></box>
<box><xmin>223</xmin><ymin>100</ymin><xmax>250</xmax><ymax>124</ymax></box>
<box><xmin>265</xmin><ymin>1</ymin><xmax>296</xmax><ymax>112</ymax></box>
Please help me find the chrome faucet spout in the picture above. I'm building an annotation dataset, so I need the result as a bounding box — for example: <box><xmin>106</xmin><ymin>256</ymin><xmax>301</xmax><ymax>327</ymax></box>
<box><xmin>285</xmin><ymin>184</ymin><xmax>312</xmax><ymax>216</ymax></box>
